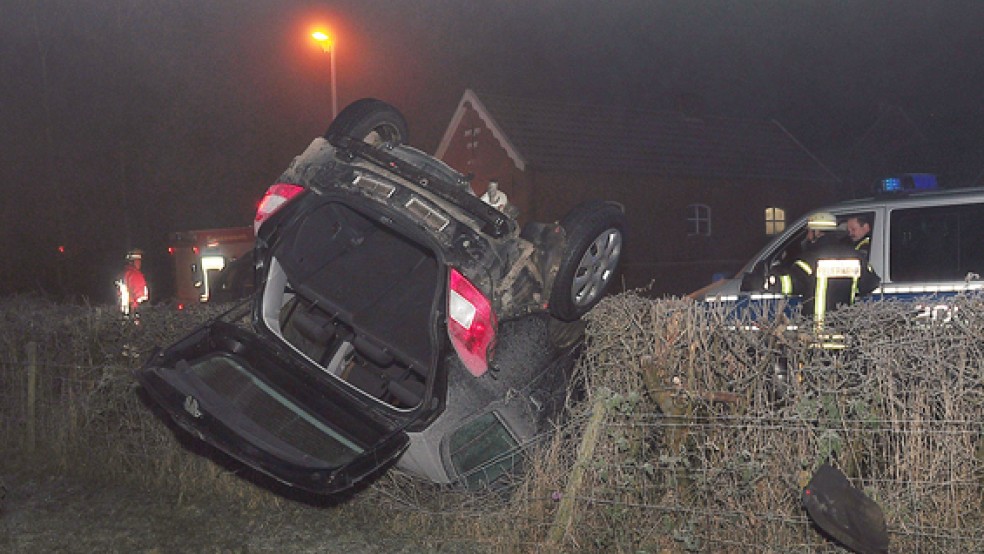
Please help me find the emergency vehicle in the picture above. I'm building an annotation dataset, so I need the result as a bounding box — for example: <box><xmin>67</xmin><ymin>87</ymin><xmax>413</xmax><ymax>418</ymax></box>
<box><xmin>167</xmin><ymin>226</ymin><xmax>254</xmax><ymax>306</ymax></box>
<box><xmin>694</xmin><ymin>176</ymin><xmax>984</xmax><ymax>323</ymax></box>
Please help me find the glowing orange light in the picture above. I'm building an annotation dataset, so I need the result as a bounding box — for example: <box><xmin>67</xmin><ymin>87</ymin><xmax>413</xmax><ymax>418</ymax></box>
<box><xmin>311</xmin><ymin>31</ymin><xmax>332</xmax><ymax>49</ymax></box>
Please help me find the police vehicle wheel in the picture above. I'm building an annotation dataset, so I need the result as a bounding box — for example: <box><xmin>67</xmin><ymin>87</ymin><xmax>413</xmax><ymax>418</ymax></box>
<box><xmin>549</xmin><ymin>201</ymin><xmax>626</xmax><ymax>321</ymax></box>
<box><xmin>325</xmin><ymin>98</ymin><xmax>409</xmax><ymax>147</ymax></box>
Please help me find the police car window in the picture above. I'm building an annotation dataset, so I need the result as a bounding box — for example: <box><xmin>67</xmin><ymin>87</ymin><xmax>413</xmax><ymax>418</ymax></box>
<box><xmin>890</xmin><ymin>203</ymin><xmax>984</xmax><ymax>282</ymax></box>
<box><xmin>765</xmin><ymin>222</ymin><xmax>811</xmax><ymax>266</ymax></box>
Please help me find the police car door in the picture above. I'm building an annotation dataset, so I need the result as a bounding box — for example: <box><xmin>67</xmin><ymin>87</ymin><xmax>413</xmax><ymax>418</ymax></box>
<box><xmin>879</xmin><ymin>200</ymin><xmax>984</xmax><ymax>320</ymax></box>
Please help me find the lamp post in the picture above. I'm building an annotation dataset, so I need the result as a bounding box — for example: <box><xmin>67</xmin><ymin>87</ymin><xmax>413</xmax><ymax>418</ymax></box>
<box><xmin>311</xmin><ymin>31</ymin><xmax>338</xmax><ymax>119</ymax></box>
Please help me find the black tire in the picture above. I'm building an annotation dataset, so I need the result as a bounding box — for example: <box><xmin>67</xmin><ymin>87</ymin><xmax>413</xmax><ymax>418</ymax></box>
<box><xmin>548</xmin><ymin>201</ymin><xmax>626</xmax><ymax>321</ymax></box>
<box><xmin>324</xmin><ymin>98</ymin><xmax>409</xmax><ymax>147</ymax></box>
<box><xmin>547</xmin><ymin>316</ymin><xmax>587</xmax><ymax>349</ymax></box>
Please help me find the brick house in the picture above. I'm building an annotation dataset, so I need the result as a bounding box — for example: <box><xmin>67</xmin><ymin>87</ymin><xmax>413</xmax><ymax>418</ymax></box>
<box><xmin>435</xmin><ymin>89</ymin><xmax>840</xmax><ymax>295</ymax></box>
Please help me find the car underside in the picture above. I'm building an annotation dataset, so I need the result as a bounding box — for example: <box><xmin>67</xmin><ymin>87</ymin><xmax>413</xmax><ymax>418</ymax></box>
<box><xmin>134</xmin><ymin>98</ymin><xmax>626</xmax><ymax>494</ymax></box>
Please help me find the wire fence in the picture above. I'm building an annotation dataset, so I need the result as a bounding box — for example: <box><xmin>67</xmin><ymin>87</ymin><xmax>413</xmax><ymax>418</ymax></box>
<box><xmin>524</xmin><ymin>292</ymin><xmax>984</xmax><ymax>553</ymax></box>
<box><xmin>1</xmin><ymin>293</ymin><xmax>982</xmax><ymax>553</ymax></box>
<box><xmin>0</xmin><ymin>296</ymin><xmax>233</xmax><ymax>485</ymax></box>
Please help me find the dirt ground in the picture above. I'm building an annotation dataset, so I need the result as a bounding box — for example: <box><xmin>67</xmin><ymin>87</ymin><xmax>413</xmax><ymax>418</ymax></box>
<box><xmin>0</xmin><ymin>470</ymin><xmax>485</xmax><ymax>553</ymax></box>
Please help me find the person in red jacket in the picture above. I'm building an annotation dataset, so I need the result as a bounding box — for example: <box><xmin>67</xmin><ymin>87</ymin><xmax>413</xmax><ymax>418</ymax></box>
<box><xmin>118</xmin><ymin>249</ymin><xmax>149</xmax><ymax>317</ymax></box>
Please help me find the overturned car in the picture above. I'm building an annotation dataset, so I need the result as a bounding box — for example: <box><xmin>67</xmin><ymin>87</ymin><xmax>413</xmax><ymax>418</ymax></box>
<box><xmin>134</xmin><ymin>99</ymin><xmax>626</xmax><ymax>494</ymax></box>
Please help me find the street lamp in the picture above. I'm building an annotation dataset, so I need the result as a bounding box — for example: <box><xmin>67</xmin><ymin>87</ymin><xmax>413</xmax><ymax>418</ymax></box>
<box><xmin>311</xmin><ymin>31</ymin><xmax>338</xmax><ymax>119</ymax></box>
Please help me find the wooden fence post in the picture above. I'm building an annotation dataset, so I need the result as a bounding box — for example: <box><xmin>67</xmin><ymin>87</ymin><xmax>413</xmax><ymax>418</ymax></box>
<box><xmin>546</xmin><ymin>394</ymin><xmax>608</xmax><ymax>550</ymax></box>
<box><xmin>26</xmin><ymin>341</ymin><xmax>37</xmax><ymax>454</ymax></box>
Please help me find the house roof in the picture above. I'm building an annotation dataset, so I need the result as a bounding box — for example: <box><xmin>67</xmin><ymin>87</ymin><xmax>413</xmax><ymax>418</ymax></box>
<box><xmin>436</xmin><ymin>89</ymin><xmax>839</xmax><ymax>183</ymax></box>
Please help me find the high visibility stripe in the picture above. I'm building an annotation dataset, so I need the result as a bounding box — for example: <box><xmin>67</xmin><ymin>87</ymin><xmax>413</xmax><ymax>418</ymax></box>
<box><xmin>815</xmin><ymin>276</ymin><xmax>828</xmax><ymax>323</ymax></box>
<box><xmin>795</xmin><ymin>260</ymin><xmax>812</xmax><ymax>275</ymax></box>
<box><xmin>780</xmin><ymin>275</ymin><xmax>793</xmax><ymax>295</ymax></box>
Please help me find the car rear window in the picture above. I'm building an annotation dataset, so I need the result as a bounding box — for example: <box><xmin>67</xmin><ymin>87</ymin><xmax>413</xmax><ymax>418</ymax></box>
<box><xmin>193</xmin><ymin>353</ymin><xmax>366</xmax><ymax>466</ymax></box>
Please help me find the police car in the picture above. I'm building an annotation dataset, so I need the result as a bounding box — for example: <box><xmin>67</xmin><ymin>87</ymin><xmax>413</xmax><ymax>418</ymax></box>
<box><xmin>695</xmin><ymin>176</ymin><xmax>984</xmax><ymax>322</ymax></box>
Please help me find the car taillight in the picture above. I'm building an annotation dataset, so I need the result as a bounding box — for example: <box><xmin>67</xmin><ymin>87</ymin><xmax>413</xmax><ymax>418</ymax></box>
<box><xmin>254</xmin><ymin>183</ymin><xmax>305</xmax><ymax>234</ymax></box>
<box><xmin>447</xmin><ymin>268</ymin><xmax>497</xmax><ymax>377</ymax></box>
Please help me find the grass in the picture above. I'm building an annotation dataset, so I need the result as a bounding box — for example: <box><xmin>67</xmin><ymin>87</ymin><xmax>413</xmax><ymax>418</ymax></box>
<box><xmin>1</xmin><ymin>292</ymin><xmax>981</xmax><ymax>552</ymax></box>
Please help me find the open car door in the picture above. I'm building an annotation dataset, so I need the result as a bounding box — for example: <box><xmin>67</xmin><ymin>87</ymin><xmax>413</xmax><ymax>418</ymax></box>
<box><xmin>135</xmin><ymin>313</ymin><xmax>411</xmax><ymax>495</ymax></box>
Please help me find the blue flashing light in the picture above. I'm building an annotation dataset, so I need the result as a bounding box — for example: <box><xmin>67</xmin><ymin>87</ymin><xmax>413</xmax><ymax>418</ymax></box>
<box><xmin>881</xmin><ymin>177</ymin><xmax>902</xmax><ymax>192</ymax></box>
<box><xmin>910</xmin><ymin>173</ymin><xmax>938</xmax><ymax>190</ymax></box>
<box><xmin>879</xmin><ymin>173</ymin><xmax>938</xmax><ymax>193</ymax></box>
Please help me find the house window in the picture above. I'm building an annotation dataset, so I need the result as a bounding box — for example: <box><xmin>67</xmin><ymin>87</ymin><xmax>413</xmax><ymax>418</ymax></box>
<box><xmin>464</xmin><ymin>127</ymin><xmax>481</xmax><ymax>152</ymax></box>
<box><xmin>687</xmin><ymin>204</ymin><xmax>711</xmax><ymax>236</ymax></box>
<box><xmin>765</xmin><ymin>207</ymin><xmax>786</xmax><ymax>235</ymax></box>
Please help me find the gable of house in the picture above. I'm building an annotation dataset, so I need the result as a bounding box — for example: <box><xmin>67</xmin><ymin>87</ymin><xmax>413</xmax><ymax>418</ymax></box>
<box><xmin>437</xmin><ymin>89</ymin><xmax>839</xmax><ymax>183</ymax></box>
<box><xmin>435</xmin><ymin>90</ymin><xmax>840</xmax><ymax>294</ymax></box>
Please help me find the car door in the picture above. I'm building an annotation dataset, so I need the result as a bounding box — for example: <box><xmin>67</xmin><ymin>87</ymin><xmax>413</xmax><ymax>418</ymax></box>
<box><xmin>135</xmin><ymin>315</ymin><xmax>412</xmax><ymax>495</ymax></box>
<box><xmin>880</xmin><ymin>199</ymin><xmax>984</xmax><ymax>300</ymax></box>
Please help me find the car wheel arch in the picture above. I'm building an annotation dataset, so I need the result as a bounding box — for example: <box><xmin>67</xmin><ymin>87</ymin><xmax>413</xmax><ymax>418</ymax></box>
<box><xmin>547</xmin><ymin>200</ymin><xmax>627</xmax><ymax>321</ymax></box>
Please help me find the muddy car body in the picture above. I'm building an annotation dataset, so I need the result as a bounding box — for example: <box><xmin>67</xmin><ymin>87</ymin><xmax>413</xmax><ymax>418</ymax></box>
<box><xmin>134</xmin><ymin>99</ymin><xmax>625</xmax><ymax>494</ymax></box>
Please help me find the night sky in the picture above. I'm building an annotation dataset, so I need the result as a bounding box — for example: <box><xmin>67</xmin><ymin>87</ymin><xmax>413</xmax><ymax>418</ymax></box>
<box><xmin>3</xmin><ymin>0</ymin><xmax>983</xmax><ymax>301</ymax></box>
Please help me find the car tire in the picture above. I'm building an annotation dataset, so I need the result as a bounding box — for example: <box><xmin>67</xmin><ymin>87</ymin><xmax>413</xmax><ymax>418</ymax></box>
<box><xmin>549</xmin><ymin>201</ymin><xmax>626</xmax><ymax>321</ymax></box>
<box><xmin>547</xmin><ymin>316</ymin><xmax>587</xmax><ymax>349</ymax></box>
<box><xmin>324</xmin><ymin>98</ymin><xmax>409</xmax><ymax>147</ymax></box>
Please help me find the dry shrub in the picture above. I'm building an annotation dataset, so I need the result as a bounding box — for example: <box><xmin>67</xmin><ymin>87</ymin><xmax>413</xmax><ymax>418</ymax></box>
<box><xmin>0</xmin><ymin>295</ymin><xmax>278</xmax><ymax>506</ymax></box>
<box><xmin>536</xmin><ymin>292</ymin><xmax>984</xmax><ymax>553</ymax></box>
<box><xmin>2</xmin><ymin>292</ymin><xmax>981</xmax><ymax>553</ymax></box>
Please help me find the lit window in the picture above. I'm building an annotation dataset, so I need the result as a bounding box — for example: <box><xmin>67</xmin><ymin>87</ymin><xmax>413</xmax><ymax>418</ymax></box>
<box><xmin>687</xmin><ymin>204</ymin><xmax>711</xmax><ymax>236</ymax></box>
<box><xmin>765</xmin><ymin>207</ymin><xmax>786</xmax><ymax>235</ymax></box>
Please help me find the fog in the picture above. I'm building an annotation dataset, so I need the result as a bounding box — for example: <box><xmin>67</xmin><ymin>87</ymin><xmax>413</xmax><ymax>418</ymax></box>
<box><xmin>3</xmin><ymin>0</ymin><xmax>982</xmax><ymax>300</ymax></box>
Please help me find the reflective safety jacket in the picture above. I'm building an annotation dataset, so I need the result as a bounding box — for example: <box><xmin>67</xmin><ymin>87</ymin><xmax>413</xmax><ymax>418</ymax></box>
<box><xmin>853</xmin><ymin>235</ymin><xmax>871</xmax><ymax>263</ymax></box>
<box><xmin>767</xmin><ymin>235</ymin><xmax>880</xmax><ymax>324</ymax></box>
<box><xmin>121</xmin><ymin>264</ymin><xmax>149</xmax><ymax>313</ymax></box>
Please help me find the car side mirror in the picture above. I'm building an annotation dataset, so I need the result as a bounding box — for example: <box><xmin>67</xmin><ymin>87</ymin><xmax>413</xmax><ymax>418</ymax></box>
<box><xmin>740</xmin><ymin>261</ymin><xmax>767</xmax><ymax>292</ymax></box>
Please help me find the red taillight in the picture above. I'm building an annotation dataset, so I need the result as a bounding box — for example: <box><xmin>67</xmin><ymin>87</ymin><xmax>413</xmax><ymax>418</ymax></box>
<box><xmin>447</xmin><ymin>268</ymin><xmax>497</xmax><ymax>377</ymax></box>
<box><xmin>254</xmin><ymin>183</ymin><xmax>305</xmax><ymax>234</ymax></box>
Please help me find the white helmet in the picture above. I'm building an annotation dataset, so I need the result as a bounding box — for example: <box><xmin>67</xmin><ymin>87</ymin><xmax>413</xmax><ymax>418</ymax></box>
<box><xmin>806</xmin><ymin>212</ymin><xmax>838</xmax><ymax>231</ymax></box>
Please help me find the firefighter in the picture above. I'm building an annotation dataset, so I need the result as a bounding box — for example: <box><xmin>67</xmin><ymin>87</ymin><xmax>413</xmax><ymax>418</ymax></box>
<box><xmin>118</xmin><ymin>248</ymin><xmax>149</xmax><ymax>317</ymax></box>
<box><xmin>766</xmin><ymin>212</ymin><xmax>879</xmax><ymax>326</ymax></box>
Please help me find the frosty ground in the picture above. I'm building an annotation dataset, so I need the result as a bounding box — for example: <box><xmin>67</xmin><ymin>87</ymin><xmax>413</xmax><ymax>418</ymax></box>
<box><xmin>0</xmin><ymin>469</ymin><xmax>488</xmax><ymax>553</ymax></box>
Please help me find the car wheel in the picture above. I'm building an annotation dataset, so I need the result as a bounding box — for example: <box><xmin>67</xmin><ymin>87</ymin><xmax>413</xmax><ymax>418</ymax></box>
<box><xmin>549</xmin><ymin>201</ymin><xmax>626</xmax><ymax>321</ymax></box>
<box><xmin>547</xmin><ymin>316</ymin><xmax>587</xmax><ymax>349</ymax></box>
<box><xmin>324</xmin><ymin>98</ymin><xmax>409</xmax><ymax>147</ymax></box>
